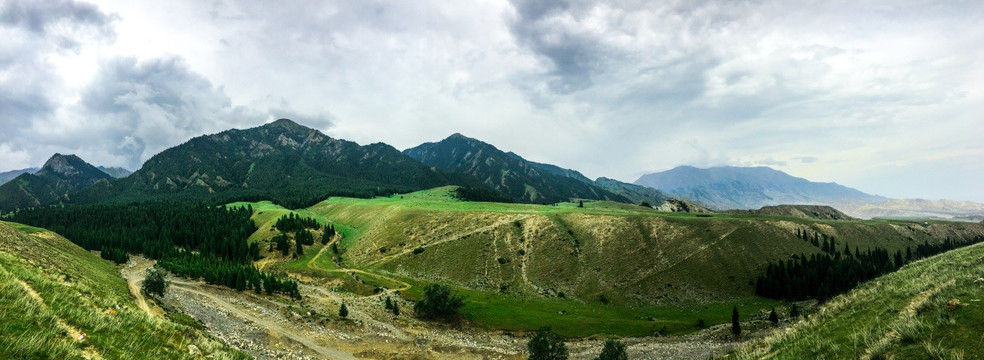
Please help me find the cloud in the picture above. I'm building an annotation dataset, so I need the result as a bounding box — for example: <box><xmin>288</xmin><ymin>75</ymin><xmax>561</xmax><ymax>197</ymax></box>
<box><xmin>0</xmin><ymin>0</ymin><xmax>116</xmax><ymax>143</ymax></box>
<box><xmin>0</xmin><ymin>0</ymin><xmax>116</xmax><ymax>50</ymax></box>
<box><xmin>0</xmin><ymin>0</ymin><xmax>981</xmax><ymax>201</ymax></box>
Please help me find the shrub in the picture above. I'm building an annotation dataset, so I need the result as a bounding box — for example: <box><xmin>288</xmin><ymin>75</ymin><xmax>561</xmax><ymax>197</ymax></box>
<box><xmin>594</xmin><ymin>339</ymin><xmax>627</xmax><ymax>360</ymax></box>
<box><xmin>528</xmin><ymin>326</ymin><xmax>568</xmax><ymax>360</ymax></box>
<box><xmin>414</xmin><ymin>283</ymin><xmax>463</xmax><ymax>322</ymax></box>
<box><xmin>413</xmin><ymin>247</ymin><xmax>425</xmax><ymax>255</ymax></box>
<box><xmin>142</xmin><ymin>267</ymin><xmax>169</xmax><ymax>298</ymax></box>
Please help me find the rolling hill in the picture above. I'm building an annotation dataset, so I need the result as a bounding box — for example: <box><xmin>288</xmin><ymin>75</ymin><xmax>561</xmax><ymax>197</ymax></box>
<box><xmin>0</xmin><ymin>154</ymin><xmax>111</xmax><ymax>212</ymax></box>
<box><xmin>634</xmin><ymin>166</ymin><xmax>884</xmax><ymax>211</ymax></box>
<box><xmin>302</xmin><ymin>187</ymin><xmax>984</xmax><ymax>307</ymax></box>
<box><xmin>72</xmin><ymin>119</ymin><xmax>475</xmax><ymax>208</ymax></box>
<box><xmin>733</xmin><ymin>238</ymin><xmax>984</xmax><ymax>359</ymax></box>
<box><xmin>727</xmin><ymin>205</ymin><xmax>856</xmax><ymax>221</ymax></box>
<box><xmin>0</xmin><ymin>221</ymin><xmax>246</xmax><ymax>359</ymax></box>
<box><xmin>404</xmin><ymin>133</ymin><xmax>629</xmax><ymax>204</ymax></box>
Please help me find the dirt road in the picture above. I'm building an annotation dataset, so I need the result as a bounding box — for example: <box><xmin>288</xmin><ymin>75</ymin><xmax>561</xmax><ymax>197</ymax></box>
<box><xmin>121</xmin><ymin>256</ymin><xmax>164</xmax><ymax>318</ymax></box>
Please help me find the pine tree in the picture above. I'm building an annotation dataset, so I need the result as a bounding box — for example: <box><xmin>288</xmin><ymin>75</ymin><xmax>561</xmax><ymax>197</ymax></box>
<box><xmin>731</xmin><ymin>306</ymin><xmax>741</xmax><ymax>337</ymax></box>
<box><xmin>392</xmin><ymin>302</ymin><xmax>400</xmax><ymax>316</ymax></box>
<box><xmin>339</xmin><ymin>302</ymin><xmax>349</xmax><ymax>318</ymax></box>
<box><xmin>790</xmin><ymin>303</ymin><xmax>800</xmax><ymax>318</ymax></box>
<box><xmin>385</xmin><ymin>296</ymin><xmax>393</xmax><ymax>310</ymax></box>
<box><xmin>593</xmin><ymin>339</ymin><xmax>627</xmax><ymax>360</ymax></box>
<box><xmin>769</xmin><ymin>308</ymin><xmax>779</xmax><ymax>326</ymax></box>
<box><xmin>528</xmin><ymin>326</ymin><xmax>568</xmax><ymax>360</ymax></box>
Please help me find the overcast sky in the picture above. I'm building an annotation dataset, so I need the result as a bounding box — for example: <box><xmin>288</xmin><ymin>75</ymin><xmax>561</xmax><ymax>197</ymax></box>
<box><xmin>1</xmin><ymin>0</ymin><xmax>982</xmax><ymax>201</ymax></box>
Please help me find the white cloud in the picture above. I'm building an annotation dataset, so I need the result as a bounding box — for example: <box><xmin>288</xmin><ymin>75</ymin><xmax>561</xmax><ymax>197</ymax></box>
<box><xmin>0</xmin><ymin>0</ymin><xmax>981</xmax><ymax>201</ymax></box>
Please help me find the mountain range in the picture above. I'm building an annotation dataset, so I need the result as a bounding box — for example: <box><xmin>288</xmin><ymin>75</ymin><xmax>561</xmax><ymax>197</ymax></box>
<box><xmin>634</xmin><ymin>165</ymin><xmax>883</xmax><ymax>211</ymax></box>
<box><xmin>2</xmin><ymin>119</ymin><xmax>981</xmax><ymax>220</ymax></box>
<box><xmin>634</xmin><ymin>165</ymin><xmax>984</xmax><ymax>219</ymax></box>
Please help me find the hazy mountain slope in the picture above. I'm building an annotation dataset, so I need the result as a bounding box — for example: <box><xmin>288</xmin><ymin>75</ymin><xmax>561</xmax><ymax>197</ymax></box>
<box><xmin>97</xmin><ymin>166</ymin><xmax>132</xmax><ymax>178</ymax></box>
<box><xmin>404</xmin><ymin>134</ymin><xmax>628</xmax><ymax>204</ymax></box>
<box><xmin>0</xmin><ymin>221</ymin><xmax>247</xmax><ymax>359</ymax></box>
<box><xmin>0</xmin><ymin>167</ymin><xmax>39</xmax><ymax>185</ymax></box>
<box><xmin>635</xmin><ymin>166</ymin><xmax>883</xmax><ymax>210</ymax></box>
<box><xmin>594</xmin><ymin>177</ymin><xmax>673</xmax><ymax>205</ymax></box>
<box><xmin>0</xmin><ymin>154</ymin><xmax>111</xmax><ymax>211</ymax></box>
<box><xmin>75</xmin><ymin>119</ymin><xmax>467</xmax><ymax>208</ymax></box>
<box><xmin>522</xmin><ymin>156</ymin><xmax>594</xmax><ymax>184</ymax></box>
<box><xmin>306</xmin><ymin>188</ymin><xmax>984</xmax><ymax>306</ymax></box>
<box><xmin>733</xmin><ymin>239</ymin><xmax>984</xmax><ymax>359</ymax></box>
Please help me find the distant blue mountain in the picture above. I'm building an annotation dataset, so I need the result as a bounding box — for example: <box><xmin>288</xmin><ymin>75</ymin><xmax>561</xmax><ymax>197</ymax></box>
<box><xmin>634</xmin><ymin>166</ymin><xmax>883</xmax><ymax>210</ymax></box>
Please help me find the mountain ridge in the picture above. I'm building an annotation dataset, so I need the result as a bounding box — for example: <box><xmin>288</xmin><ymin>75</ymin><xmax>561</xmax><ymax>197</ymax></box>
<box><xmin>0</xmin><ymin>154</ymin><xmax>111</xmax><ymax>211</ymax></box>
<box><xmin>404</xmin><ymin>133</ymin><xmax>629</xmax><ymax>204</ymax></box>
<box><xmin>71</xmin><ymin>119</ymin><xmax>472</xmax><ymax>208</ymax></box>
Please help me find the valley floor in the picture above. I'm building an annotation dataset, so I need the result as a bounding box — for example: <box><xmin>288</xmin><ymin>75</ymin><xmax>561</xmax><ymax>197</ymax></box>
<box><xmin>123</xmin><ymin>257</ymin><xmax>769</xmax><ymax>359</ymax></box>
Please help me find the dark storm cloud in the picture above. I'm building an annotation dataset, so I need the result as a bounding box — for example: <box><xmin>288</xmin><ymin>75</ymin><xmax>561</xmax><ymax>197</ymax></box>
<box><xmin>0</xmin><ymin>0</ymin><xmax>116</xmax><ymax>49</ymax></box>
<box><xmin>69</xmin><ymin>55</ymin><xmax>327</xmax><ymax>170</ymax></box>
<box><xmin>508</xmin><ymin>0</ymin><xmax>598</xmax><ymax>93</ymax></box>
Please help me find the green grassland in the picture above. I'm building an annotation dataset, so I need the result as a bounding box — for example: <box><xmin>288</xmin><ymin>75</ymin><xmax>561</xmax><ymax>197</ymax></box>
<box><xmin>234</xmin><ymin>186</ymin><xmax>984</xmax><ymax>338</ymax></box>
<box><xmin>0</xmin><ymin>221</ymin><xmax>248</xmax><ymax>359</ymax></box>
<box><xmin>732</xmin><ymin>240</ymin><xmax>984</xmax><ymax>359</ymax></box>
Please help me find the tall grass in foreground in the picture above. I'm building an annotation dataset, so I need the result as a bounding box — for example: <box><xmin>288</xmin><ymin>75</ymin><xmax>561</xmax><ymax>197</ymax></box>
<box><xmin>730</xmin><ymin>241</ymin><xmax>984</xmax><ymax>359</ymax></box>
<box><xmin>0</xmin><ymin>222</ymin><xmax>250</xmax><ymax>359</ymax></box>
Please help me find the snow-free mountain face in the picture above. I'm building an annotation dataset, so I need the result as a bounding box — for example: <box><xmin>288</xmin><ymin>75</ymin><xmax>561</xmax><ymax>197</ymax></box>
<box><xmin>97</xmin><ymin>166</ymin><xmax>132</xmax><ymax>178</ymax></box>
<box><xmin>0</xmin><ymin>154</ymin><xmax>111</xmax><ymax>211</ymax></box>
<box><xmin>404</xmin><ymin>133</ymin><xmax>628</xmax><ymax>204</ymax></box>
<box><xmin>73</xmin><ymin>119</ymin><xmax>467</xmax><ymax>208</ymax></box>
<box><xmin>634</xmin><ymin>166</ymin><xmax>883</xmax><ymax>210</ymax></box>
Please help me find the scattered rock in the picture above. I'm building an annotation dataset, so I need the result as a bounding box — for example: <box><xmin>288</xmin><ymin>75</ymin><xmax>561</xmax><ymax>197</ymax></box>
<box><xmin>947</xmin><ymin>299</ymin><xmax>961</xmax><ymax>311</ymax></box>
<box><xmin>974</xmin><ymin>278</ymin><xmax>984</xmax><ymax>284</ymax></box>
<box><xmin>188</xmin><ymin>344</ymin><xmax>201</xmax><ymax>356</ymax></box>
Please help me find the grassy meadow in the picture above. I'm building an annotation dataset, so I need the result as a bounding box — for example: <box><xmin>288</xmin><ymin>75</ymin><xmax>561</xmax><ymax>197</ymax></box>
<box><xmin>229</xmin><ymin>186</ymin><xmax>984</xmax><ymax>337</ymax></box>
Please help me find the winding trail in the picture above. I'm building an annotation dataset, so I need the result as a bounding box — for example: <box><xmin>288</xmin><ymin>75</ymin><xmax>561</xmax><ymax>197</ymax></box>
<box><xmin>121</xmin><ymin>257</ymin><xmax>164</xmax><ymax>318</ymax></box>
<box><xmin>307</xmin><ymin>238</ymin><xmax>411</xmax><ymax>293</ymax></box>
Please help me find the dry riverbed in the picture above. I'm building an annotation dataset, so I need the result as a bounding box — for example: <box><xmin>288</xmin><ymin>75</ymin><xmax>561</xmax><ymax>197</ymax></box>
<box><xmin>123</xmin><ymin>257</ymin><xmax>761</xmax><ymax>359</ymax></box>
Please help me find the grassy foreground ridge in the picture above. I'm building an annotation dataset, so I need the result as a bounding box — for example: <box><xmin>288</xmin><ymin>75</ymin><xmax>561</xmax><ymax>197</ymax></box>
<box><xmin>0</xmin><ymin>221</ymin><xmax>247</xmax><ymax>359</ymax></box>
<box><xmin>733</xmin><ymin>240</ymin><xmax>984</xmax><ymax>359</ymax></box>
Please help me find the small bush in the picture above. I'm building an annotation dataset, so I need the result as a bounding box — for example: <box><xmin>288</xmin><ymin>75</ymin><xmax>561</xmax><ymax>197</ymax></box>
<box><xmin>414</xmin><ymin>283</ymin><xmax>463</xmax><ymax>322</ymax></box>
<box><xmin>413</xmin><ymin>247</ymin><xmax>425</xmax><ymax>255</ymax></box>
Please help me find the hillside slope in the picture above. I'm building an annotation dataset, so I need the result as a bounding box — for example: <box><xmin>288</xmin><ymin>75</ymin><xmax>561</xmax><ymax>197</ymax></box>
<box><xmin>304</xmin><ymin>187</ymin><xmax>984</xmax><ymax>306</ymax></box>
<box><xmin>594</xmin><ymin>177</ymin><xmax>673</xmax><ymax>206</ymax></box>
<box><xmin>634</xmin><ymin>166</ymin><xmax>882</xmax><ymax>210</ymax></box>
<box><xmin>733</xmin><ymin>239</ymin><xmax>984</xmax><ymax>359</ymax></box>
<box><xmin>0</xmin><ymin>154</ymin><xmax>111</xmax><ymax>211</ymax></box>
<box><xmin>404</xmin><ymin>134</ymin><xmax>628</xmax><ymax>204</ymax></box>
<box><xmin>0</xmin><ymin>221</ymin><xmax>246</xmax><ymax>359</ymax></box>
